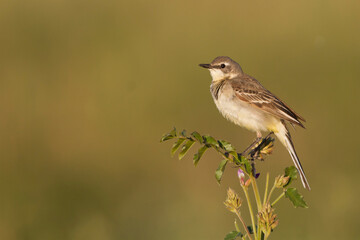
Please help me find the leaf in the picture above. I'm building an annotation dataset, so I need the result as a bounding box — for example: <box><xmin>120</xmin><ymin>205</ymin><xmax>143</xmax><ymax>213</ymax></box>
<box><xmin>171</xmin><ymin>138</ymin><xmax>186</xmax><ymax>155</ymax></box>
<box><xmin>203</xmin><ymin>135</ymin><xmax>219</xmax><ymax>148</ymax></box>
<box><xmin>181</xmin><ymin>129</ymin><xmax>187</xmax><ymax>137</ymax></box>
<box><xmin>284</xmin><ymin>166</ymin><xmax>298</xmax><ymax>187</ymax></box>
<box><xmin>193</xmin><ymin>145</ymin><xmax>209</xmax><ymax>166</ymax></box>
<box><xmin>242</xmin><ymin>157</ymin><xmax>253</xmax><ymax>175</ymax></box>
<box><xmin>191</xmin><ymin>131</ymin><xmax>203</xmax><ymax>143</ymax></box>
<box><xmin>215</xmin><ymin>159</ymin><xmax>228</xmax><ymax>184</ymax></box>
<box><xmin>218</xmin><ymin>140</ymin><xmax>235</xmax><ymax>151</ymax></box>
<box><xmin>285</xmin><ymin>188</ymin><xmax>308</xmax><ymax>208</ymax></box>
<box><xmin>170</xmin><ymin>127</ymin><xmax>177</xmax><ymax>137</ymax></box>
<box><xmin>227</xmin><ymin>151</ymin><xmax>240</xmax><ymax>164</ymax></box>
<box><xmin>224</xmin><ymin>231</ymin><xmax>243</xmax><ymax>240</ymax></box>
<box><xmin>160</xmin><ymin>127</ymin><xmax>177</xmax><ymax>142</ymax></box>
<box><xmin>160</xmin><ymin>134</ymin><xmax>174</xmax><ymax>142</ymax></box>
<box><xmin>230</xmin><ymin>153</ymin><xmax>252</xmax><ymax>174</ymax></box>
<box><xmin>178</xmin><ymin>140</ymin><xmax>195</xmax><ymax>160</ymax></box>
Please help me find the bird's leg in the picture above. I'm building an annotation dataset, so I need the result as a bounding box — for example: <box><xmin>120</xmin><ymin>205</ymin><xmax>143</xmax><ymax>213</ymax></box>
<box><xmin>240</xmin><ymin>131</ymin><xmax>275</xmax><ymax>177</ymax></box>
<box><xmin>248</xmin><ymin>131</ymin><xmax>275</xmax><ymax>158</ymax></box>
<box><xmin>242</xmin><ymin>131</ymin><xmax>275</xmax><ymax>156</ymax></box>
<box><xmin>263</xmin><ymin>131</ymin><xmax>274</xmax><ymax>140</ymax></box>
<box><xmin>256</xmin><ymin>131</ymin><xmax>262</xmax><ymax>139</ymax></box>
<box><xmin>241</xmin><ymin>131</ymin><xmax>263</xmax><ymax>156</ymax></box>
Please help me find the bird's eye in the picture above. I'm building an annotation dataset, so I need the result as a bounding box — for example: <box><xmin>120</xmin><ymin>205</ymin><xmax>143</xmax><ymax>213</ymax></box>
<box><xmin>220</xmin><ymin>64</ymin><xmax>226</xmax><ymax>68</ymax></box>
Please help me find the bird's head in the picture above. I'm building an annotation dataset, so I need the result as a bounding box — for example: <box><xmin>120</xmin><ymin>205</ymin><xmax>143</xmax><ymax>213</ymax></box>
<box><xmin>199</xmin><ymin>56</ymin><xmax>243</xmax><ymax>82</ymax></box>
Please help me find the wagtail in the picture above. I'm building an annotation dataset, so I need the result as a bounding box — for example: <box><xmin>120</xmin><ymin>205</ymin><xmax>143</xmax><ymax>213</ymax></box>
<box><xmin>199</xmin><ymin>56</ymin><xmax>310</xmax><ymax>190</ymax></box>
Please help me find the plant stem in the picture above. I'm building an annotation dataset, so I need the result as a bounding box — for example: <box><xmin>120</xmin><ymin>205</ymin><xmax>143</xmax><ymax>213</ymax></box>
<box><xmin>267</xmin><ymin>184</ymin><xmax>276</xmax><ymax>203</ymax></box>
<box><xmin>260</xmin><ymin>174</ymin><xmax>270</xmax><ymax>240</ymax></box>
<box><xmin>234</xmin><ymin>219</ymin><xmax>241</xmax><ymax>232</ymax></box>
<box><xmin>271</xmin><ymin>192</ymin><xmax>285</xmax><ymax>206</ymax></box>
<box><xmin>242</xmin><ymin>186</ymin><xmax>257</xmax><ymax>240</ymax></box>
<box><xmin>235</xmin><ymin>211</ymin><xmax>253</xmax><ymax>240</ymax></box>
<box><xmin>263</xmin><ymin>173</ymin><xmax>269</xmax><ymax>206</ymax></box>
<box><xmin>264</xmin><ymin>233</ymin><xmax>268</xmax><ymax>240</ymax></box>
<box><xmin>250</xmin><ymin>176</ymin><xmax>262</xmax><ymax>239</ymax></box>
<box><xmin>213</xmin><ymin>147</ymin><xmax>228</xmax><ymax>160</ymax></box>
<box><xmin>250</xmin><ymin>176</ymin><xmax>262</xmax><ymax>210</ymax></box>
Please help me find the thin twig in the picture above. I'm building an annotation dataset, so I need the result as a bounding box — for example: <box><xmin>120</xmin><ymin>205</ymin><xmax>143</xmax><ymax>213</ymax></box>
<box><xmin>250</xmin><ymin>176</ymin><xmax>262</xmax><ymax>240</ymax></box>
<box><xmin>241</xmin><ymin>137</ymin><xmax>262</xmax><ymax>155</ymax></box>
<box><xmin>267</xmin><ymin>184</ymin><xmax>277</xmax><ymax>204</ymax></box>
<box><xmin>235</xmin><ymin>211</ymin><xmax>253</xmax><ymax>240</ymax></box>
<box><xmin>242</xmin><ymin>186</ymin><xmax>258</xmax><ymax>240</ymax></box>
<box><xmin>271</xmin><ymin>192</ymin><xmax>285</xmax><ymax>206</ymax></box>
<box><xmin>263</xmin><ymin>173</ymin><xmax>269</xmax><ymax>206</ymax></box>
<box><xmin>250</xmin><ymin>176</ymin><xmax>262</xmax><ymax>210</ymax></box>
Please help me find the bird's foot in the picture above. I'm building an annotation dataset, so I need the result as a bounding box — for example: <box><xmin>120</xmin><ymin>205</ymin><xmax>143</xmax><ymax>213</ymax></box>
<box><xmin>248</xmin><ymin>132</ymin><xmax>275</xmax><ymax>160</ymax></box>
<box><xmin>242</xmin><ymin>132</ymin><xmax>274</xmax><ymax>157</ymax></box>
<box><xmin>241</xmin><ymin>137</ymin><xmax>263</xmax><ymax>156</ymax></box>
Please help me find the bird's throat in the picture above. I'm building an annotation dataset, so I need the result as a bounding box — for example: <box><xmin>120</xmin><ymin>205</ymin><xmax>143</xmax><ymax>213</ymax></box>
<box><xmin>210</xmin><ymin>79</ymin><xmax>227</xmax><ymax>100</ymax></box>
<box><xmin>209</xmin><ymin>69</ymin><xmax>226</xmax><ymax>81</ymax></box>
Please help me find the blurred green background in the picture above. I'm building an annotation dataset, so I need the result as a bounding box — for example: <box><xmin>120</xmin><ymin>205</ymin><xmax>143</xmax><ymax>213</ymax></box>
<box><xmin>0</xmin><ymin>0</ymin><xmax>359</xmax><ymax>239</ymax></box>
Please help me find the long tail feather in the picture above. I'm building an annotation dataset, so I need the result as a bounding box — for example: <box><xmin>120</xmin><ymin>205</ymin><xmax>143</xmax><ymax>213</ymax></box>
<box><xmin>275</xmin><ymin>124</ymin><xmax>311</xmax><ymax>190</ymax></box>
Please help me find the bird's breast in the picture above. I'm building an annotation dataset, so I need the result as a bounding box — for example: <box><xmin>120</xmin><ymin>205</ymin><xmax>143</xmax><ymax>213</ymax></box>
<box><xmin>211</xmin><ymin>84</ymin><xmax>277</xmax><ymax>132</ymax></box>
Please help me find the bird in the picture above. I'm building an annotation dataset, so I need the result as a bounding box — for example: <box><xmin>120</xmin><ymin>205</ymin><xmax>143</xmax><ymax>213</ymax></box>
<box><xmin>199</xmin><ymin>56</ymin><xmax>310</xmax><ymax>190</ymax></box>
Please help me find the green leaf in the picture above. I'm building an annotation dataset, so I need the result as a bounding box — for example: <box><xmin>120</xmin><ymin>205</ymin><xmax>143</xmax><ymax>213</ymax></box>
<box><xmin>193</xmin><ymin>145</ymin><xmax>209</xmax><ymax>166</ymax></box>
<box><xmin>178</xmin><ymin>140</ymin><xmax>195</xmax><ymax>160</ymax></box>
<box><xmin>181</xmin><ymin>129</ymin><xmax>187</xmax><ymax>137</ymax></box>
<box><xmin>285</xmin><ymin>188</ymin><xmax>308</xmax><ymax>208</ymax></box>
<box><xmin>171</xmin><ymin>138</ymin><xmax>186</xmax><ymax>155</ymax></box>
<box><xmin>230</xmin><ymin>153</ymin><xmax>252</xmax><ymax>174</ymax></box>
<box><xmin>228</xmin><ymin>151</ymin><xmax>240</xmax><ymax>164</ymax></box>
<box><xmin>284</xmin><ymin>166</ymin><xmax>298</xmax><ymax>187</ymax></box>
<box><xmin>203</xmin><ymin>135</ymin><xmax>219</xmax><ymax>148</ymax></box>
<box><xmin>170</xmin><ymin>127</ymin><xmax>177</xmax><ymax>136</ymax></box>
<box><xmin>160</xmin><ymin>134</ymin><xmax>174</xmax><ymax>142</ymax></box>
<box><xmin>218</xmin><ymin>140</ymin><xmax>235</xmax><ymax>151</ymax></box>
<box><xmin>160</xmin><ymin>127</ymin><xmax>177</xmax><ymax>142</ymax></box>
<box><xmin>215</xmin><ymin>159</ymin><xmax>228</xmax><ymax>184</ymax></box>
<box><xmin>242</xmin><ymin>157</ymin><xmax>252</xmax><ymax>175</ymax></box>
<box><xmin>224</xmin><ymin>231</ymin><xmax>243</xmax><ymax>240</ymax></box>
<box><xmin>191</xmin><ymin>131</ymin><xmax>203</xmax><ymax>143</ymax></box>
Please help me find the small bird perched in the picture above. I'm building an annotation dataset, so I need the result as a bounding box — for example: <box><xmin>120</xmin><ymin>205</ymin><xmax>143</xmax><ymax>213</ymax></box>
<box><xmin>199</xmin><ymin>56</ymin><xmax>310</xmax><ymax>190</ymax></box>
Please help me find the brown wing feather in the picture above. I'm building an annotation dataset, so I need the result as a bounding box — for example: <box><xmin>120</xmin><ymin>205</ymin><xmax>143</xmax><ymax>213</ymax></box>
<box><xmin>230</xmin><ymin>75</ymin><xmax>306</xmax><ymax>128</ymax></box>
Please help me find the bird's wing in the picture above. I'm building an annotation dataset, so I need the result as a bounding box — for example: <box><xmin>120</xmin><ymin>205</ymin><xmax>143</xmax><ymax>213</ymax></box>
<box><xmin>231</xmin><ymin>76</ymin><xmax>306</xmax><ymax>128</ymax></box>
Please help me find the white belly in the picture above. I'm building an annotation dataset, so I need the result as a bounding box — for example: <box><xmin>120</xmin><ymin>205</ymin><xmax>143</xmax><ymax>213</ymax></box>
<box><xmin>213</xmin><ymin>89</ymin><xmax>278</xmax><ymax>133</ymax></box>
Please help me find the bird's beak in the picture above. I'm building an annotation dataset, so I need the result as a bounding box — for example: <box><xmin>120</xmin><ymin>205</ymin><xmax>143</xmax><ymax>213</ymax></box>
<box><xmin>199</xmin><ymin>63</ymin><xmax>211</xmax><ymax>69</ymax></box>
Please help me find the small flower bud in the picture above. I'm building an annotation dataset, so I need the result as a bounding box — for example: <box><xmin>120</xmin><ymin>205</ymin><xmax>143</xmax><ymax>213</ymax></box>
<box><xmin>237</xmin><ymin>169</ymin><xmax>245</xmax><ymax>185</ymax></box>
<box><xmin>244</xmin><ymin>179</ymin><xmax>251</xmax><ymax>188</ymax></box>
<box><xmin>274</xmin><ymin>175</ymin><xmax>290</xmax><ymax>188</ymax></box>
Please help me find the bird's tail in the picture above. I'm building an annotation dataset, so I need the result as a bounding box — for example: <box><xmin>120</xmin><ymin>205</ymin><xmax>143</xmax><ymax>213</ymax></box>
<box><xmin>275</xmin><ymin>123</ymin><xmax>311</xmax><ymax>190</ymax></box>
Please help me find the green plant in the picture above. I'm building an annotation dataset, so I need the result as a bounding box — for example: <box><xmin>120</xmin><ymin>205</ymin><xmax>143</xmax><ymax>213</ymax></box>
<box><xmin>161</xmin><ymin>128</ymin><xmax>308</xmax><ymax>240</ymax></box>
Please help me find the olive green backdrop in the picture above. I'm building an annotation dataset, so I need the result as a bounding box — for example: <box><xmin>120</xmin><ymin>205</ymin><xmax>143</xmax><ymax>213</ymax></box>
<box><xmin>0</xmin><ymin>0</ymin><xmax>359</xmax><ymax>239</ymax></box>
